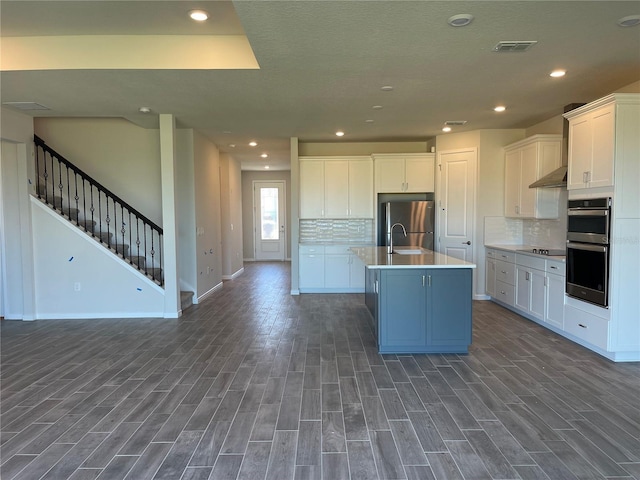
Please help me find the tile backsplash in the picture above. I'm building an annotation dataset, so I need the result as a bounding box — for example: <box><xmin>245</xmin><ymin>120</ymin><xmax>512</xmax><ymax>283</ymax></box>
<box><xmin>300</xmin><ymin>218</ymin><xmax>374</xmax><ymax>244</ymax></box>
<box><xmin>484</xmin><ymin>215</ymin><xmax>566</xmax><ymax>248</ymax></box>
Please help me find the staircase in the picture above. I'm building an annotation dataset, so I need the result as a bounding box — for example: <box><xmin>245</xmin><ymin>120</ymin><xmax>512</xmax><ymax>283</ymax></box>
<box><xmin>34</xmin><ymin>135</ymin><xmax>164</xmax><ymax>286</ymax></box>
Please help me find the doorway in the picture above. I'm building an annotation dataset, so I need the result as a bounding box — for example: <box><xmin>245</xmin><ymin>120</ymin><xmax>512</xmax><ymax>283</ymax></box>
<box><xmin>436</xmin><ymin>148</ymin><xmax>477</xmax><ymax>262</ymax></box>
<box><xmin>253</xmin><ymin>181</ymin><xmax>286</xmax><ymax>261</ymax></box>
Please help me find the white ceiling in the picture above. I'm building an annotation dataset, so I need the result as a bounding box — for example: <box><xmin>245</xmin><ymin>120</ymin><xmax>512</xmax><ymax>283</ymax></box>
<box><xmin>1</xmin><ymin>1</ymin><xmax>639</xmax><ymax>170</ymax></box>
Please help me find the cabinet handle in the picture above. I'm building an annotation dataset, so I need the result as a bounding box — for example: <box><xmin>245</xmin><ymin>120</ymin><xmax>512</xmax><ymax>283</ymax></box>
<box><xmin>422</xmin><ymin>275</ymin><xmax>425</xmax><ymax>287</ymax></box>
<box><xmin>500</xmin><ymin>290</ymin><xmax>506</xmax><ymax>295</ymax></box>
<box><xmin>501</xmin><ymin>270</ymin><xmax>507</xmax><ymax>274</ymax></box>
<box><xmin>583</xmin><ymin>171</ymin><xmax>589</xmax><ymax>183</ymax></box>
<box><xmin>550</xmin><ymin>265</ymin><xmax>558</xmax><ymax>270</ymax></box>
<box><xmin>578</xmin><ymin>323</ymin><xmax>587</xmax><ymax>329</ymax></box>
<box><xmin>526</xmin><ymin>272</ymin><xmax>530</xmax><ymax>281</ymax></box>
<box><xmin>428</xmin><ymin>275</ymin><xmax>432</xmax><ymax>287</ymax></box>
<box><xmin>501</xmin><ymin>254</ymin><xmax>508</xmax><ymax>258</ymax></box>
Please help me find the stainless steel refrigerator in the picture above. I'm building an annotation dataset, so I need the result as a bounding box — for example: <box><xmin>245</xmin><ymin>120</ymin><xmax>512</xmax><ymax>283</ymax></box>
<box><xmin>382</xmin><ymin>201</ymin><xmax>435</xmax><ymax>250</ymax></box>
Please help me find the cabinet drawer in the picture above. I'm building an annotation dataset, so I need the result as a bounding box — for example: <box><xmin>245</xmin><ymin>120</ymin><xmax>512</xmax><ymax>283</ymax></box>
<box><xmin>299</xmin><ymin>245</ymin><xmax>325</xmax><ymax>255</ymax></box>
<box><xmin>495</xmin><ymin>250</ymin><xmax>516</xmax><ymax>263</ymax></box>
<box><xmin>495</xmin><ymin>280</ymin><xmax>515</xmax><ymax>306</ymax></box>
<box><xmin>516</xmin><ymin>253</ymin><xmax>546</xmax><ymax>271</ymax></box>
<box><xmin>495</xmin><ymin>260</ymin><xmax>516</xmax><ymax>285</ymax></box>
<box><xmin>546</xmin><ymin>260</ymin><xmax>566</xmax><ymax>276</ymax></box>
<box><xmin>325</xmin><ymin>245</ymin><xmax>352</xmax><ymax>255</ymax></box>
<box><xmin>564</xmin><ymin>305</ymin><xmax>609</xmax><ymax>350</ymax></box>
<box><xmin>486</xmin><ymin>248</ymin><xmax>497</xmax><ymax>259</ymax></box>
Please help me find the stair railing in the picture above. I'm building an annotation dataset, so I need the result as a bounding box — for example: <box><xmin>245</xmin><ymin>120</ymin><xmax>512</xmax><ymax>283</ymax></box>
<box><xmin>34</xmin><ymin>135</ymin><xmax>164</xmax><ymax>286</ymax></box>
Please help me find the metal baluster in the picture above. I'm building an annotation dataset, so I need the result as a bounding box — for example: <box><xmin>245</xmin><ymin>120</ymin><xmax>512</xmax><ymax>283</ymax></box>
<box><xmin>120</xmin><ymin>204</ymin><xmax>126</xmax><ymax>260</ymax></box>
<box><xmin>73</xmin><ymin>172</ymin><xmax>79</xmax><ymax>224</ymax></box>
<box><xmin>90</xmin><ymin>184</ymin><xmax>96</xmax><ymax>238</ymax></box>
<box><xmin>82</xmin><ymin>176</ymin><xmax>87</xmax><ymax>232</ymax></box>
<box><xmin>150</xmin><ymin>227</ymin><xmax>155</xmax><ymax>282</ymax></box>
<box><xmin>129</xmin><ymin>211</ymin><xmax>133</xmax><ymax>268</ymax></box>
<box><xmin>58</xmin><ymin>156</ymin><xmax>63</xmax><ymax>213</ymax></box>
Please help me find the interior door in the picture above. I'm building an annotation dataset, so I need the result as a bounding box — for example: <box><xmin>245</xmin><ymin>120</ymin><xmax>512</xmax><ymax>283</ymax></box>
<box><xmin>437</xmin><ymin>148</ymin><xmax>476</xmax><ymax>262</ymax></box>
<box><xmin>254</xmin><ymin>181</ymin><xmax>286</xmax><ymax>261</ymax></box>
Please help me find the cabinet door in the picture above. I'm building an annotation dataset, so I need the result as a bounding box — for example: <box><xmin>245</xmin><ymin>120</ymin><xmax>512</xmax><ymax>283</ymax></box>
<box><xmin>545</xmin><ymin>273</ymin><xmax>565</xmax><ymax>329</ymax></box>
<box><xmin>530</xmin><ymin>269</ymin><xmax>546</xmax><ymax>321</ymax></box>
<box><xmin>299</xmin><ymin>254</ymin><xmax>324</xmax><ymax>288</ymax></box>
<box><xmin>379</xmin><ymin>270</ymin><xmax>427</xmax><ymax>348</ymax></box>
<box><xmin>375</xmin><ymin>157</ymin><xmax>405</xmax><ymax>193</ymax></box>
<box><xmin>348</xmin><ymin>159</ymin><xmax>374</xmax><ymax>218</ymax></box>
<box><xmin>485</xmin><ymin>258</ymin><xmax>496</xmax><ymax>297</ymax></box>
<box><xmin>324</xmin><ymin>160</ymin><xmax>349</xmax><ymax>218</ymax></box>
<box><xmin>300</xmin><ymin>160</ymin><xmax>325</xmax><ymax>218</ymax></box>
<box><xmin>427</xmin><ymin>269</ymin><xmax>472</xmax><ymax>347</ymax></box>
<box><xmin>325</xmin><ymin>254</ymin><xmax>351</xmax><ymax>288</ymax></box>
<box><xmin>405</xmin><ymin>156</ymin><xmax>434</xmax><ymax>192</ymax></box>
<box><xmin>518</xmin><ymin>143</ymin><xmax>538</xmax><ymax>218</ymax></box>
<box><xmin>504</xmin><ymin>149</ymin><xmax>521</xmax><ymax>217</ymax></box>
<box><xmin>567</xmin><ymin>116</ymin><xmax>591</xmax><ymax>190</ymax></box>
<box><xmin>349</xmin><ymin>254</ymin><xmax>366</xmax><ymax>289</ymax></box>
<box><xmin>515</xmin><ymin>266</ymin><xmax>531</xmax><ymax>312</ymax></box>
<box><xmin>589</xmin><ymin>104</ymin><xmax>615</xmax><ymax>189</ymax></box>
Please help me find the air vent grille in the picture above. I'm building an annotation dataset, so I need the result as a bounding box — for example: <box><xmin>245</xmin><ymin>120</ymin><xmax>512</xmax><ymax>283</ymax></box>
<box><xmin>444</xmin><ymin>120</ymin><xmax>467</xmax><ymax>126</ymax></box>
<box><xmin>493</xmin><ymin>41</ymin><xmax>538</xmax><ymax>52</ymax></box>
<box><xmin>2</xmin><ymin>102</ymin><xmax>50</xmax><ymax>111</ymax></box>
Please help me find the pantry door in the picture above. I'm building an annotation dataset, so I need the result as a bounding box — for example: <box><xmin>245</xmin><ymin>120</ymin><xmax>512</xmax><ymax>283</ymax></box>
<box><xmin>436</xmin><ymin>148</ymin><xmax>477</xmax><ymax>262</ymax></box>
<box><xmin>254</xmin><ymin>181</ymin><xmax>286</xmax><ymax>261</ymax></box>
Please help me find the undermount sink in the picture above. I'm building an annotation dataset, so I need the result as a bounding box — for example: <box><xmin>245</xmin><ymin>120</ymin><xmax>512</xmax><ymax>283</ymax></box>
<box><xmin>393</xmin><ymin>248</ymin><xmax>426</xmax><ymax>255</ymax></box>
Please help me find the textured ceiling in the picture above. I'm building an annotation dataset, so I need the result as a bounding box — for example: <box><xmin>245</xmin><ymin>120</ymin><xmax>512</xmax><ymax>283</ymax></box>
<box><xmin>1</xmin><ymin>1</ymin><xmax>639</xmax><ymax>170</ymax></box>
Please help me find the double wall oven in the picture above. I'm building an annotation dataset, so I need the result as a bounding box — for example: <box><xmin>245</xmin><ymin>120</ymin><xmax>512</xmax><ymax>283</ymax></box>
<box><xmin>566</xmin><ymin>197</ymin><xmax>611</xmax><ymax>307</ymax></box>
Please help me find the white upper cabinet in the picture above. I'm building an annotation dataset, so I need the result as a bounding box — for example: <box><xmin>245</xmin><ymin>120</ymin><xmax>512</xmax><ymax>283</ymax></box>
<box><xmin>503</xmin><ymin>135</ymin><xmax>562</xmax><ymax>219</ymax></box>
<box><xmin>373</xmin><ymin>154</ymin><xmax>435</xmax><ymax>193</ymax></box>
<box><xmin>567</xmin><ymin>102</ymin><xmax>615</xmax><ymax>190</ymax></box>
<box><xmin>300</xmin><ymin>156</ymin><xmax>373</xmax><ymax>219</ymax></box>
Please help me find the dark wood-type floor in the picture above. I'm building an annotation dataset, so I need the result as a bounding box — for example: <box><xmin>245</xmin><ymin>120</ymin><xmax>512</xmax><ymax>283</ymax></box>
<box><xmin>2</xmin><ymin>262</ymin><xmax>639</xmax><ymax>480</ymax></box>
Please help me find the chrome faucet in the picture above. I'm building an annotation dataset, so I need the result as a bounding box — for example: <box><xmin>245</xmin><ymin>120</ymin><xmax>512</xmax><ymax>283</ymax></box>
<box><xmin>388</xmin><ymin>222</ymin><xmax>407</xmax><ymax>254</ymax></box>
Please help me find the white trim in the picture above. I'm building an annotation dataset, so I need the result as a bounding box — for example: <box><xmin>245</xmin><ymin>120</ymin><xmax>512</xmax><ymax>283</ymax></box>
<box><xmin>291</xmin><ymin>289</ymin><xmax>300</xmax><ymax>295</ymax></box>
<box><xmin>197</xmin><ymin>281</ymin><xmax>223</xmax><ymax>303</ymax></box>
<box><xmin>244</xmin><ymin>257</ymin><xmax>256</xmax><ymax>262</ymax></box>
<box><xmin>253</xmin><ymin>180</ymin><xmax>287</xmax><ymax>261</ymax></box>
<box><xmin>222</xmin><ymin>267</ymin><xmax>244</xmax><ymax>281</ymax></box>
<box><xmin>35</xmin><ymin>312</ymin><xmax>166</xmax><ymax>320</ymax></box>
<box><xmin>474</xmin><ymin>294</ymin><xmax>491</xmax><ymax>300</ymax></box>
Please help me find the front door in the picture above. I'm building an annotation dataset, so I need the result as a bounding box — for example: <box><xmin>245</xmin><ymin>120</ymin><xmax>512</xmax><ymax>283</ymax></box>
<box><xmin>436</xmin><ymin>148</ymin><xmax>477</xmax><ymax>262</ymax></box>
<box><xmin>254</xmin><ymin>181</ymin><xmax>286</xmax><ymax>261</ymax></box>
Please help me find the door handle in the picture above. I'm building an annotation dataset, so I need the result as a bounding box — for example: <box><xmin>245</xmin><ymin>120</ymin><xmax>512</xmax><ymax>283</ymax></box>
<box><xmin>462</xmin><ymin>241</ymin><xmax>471</xmax><ymax>245</ymax></box>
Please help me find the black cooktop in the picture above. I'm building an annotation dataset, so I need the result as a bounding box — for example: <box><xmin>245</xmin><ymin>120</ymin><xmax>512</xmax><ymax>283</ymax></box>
<box><xmin>517</xmin><ymin>248</ymin><xmax>566</xmax><ymax>256</ymax></box>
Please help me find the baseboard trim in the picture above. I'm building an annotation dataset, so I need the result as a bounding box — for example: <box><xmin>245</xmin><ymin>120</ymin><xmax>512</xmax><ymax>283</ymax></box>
<box><xmin>197</xmin><ymin>282</ymin><xmax>224</xmax><ymax>303</ymax></box>
<box><xmin>474</xmin><ymin>294</ymin><xmax>491</xmax><ymax>301</ymax></box>
<box><xmin>291</xmin><ymin>289</ymin><xmax>300</xmax><ymax>295</ymax></box>
<box><xmin>222</xmin><ymin>267</ymin><xmax>245</xmax><ymax>281</ymax></box>
<box><xmin>35</xmin><ymin>312</ymin><xmax>166</xmax><ymax>320</ymax></box>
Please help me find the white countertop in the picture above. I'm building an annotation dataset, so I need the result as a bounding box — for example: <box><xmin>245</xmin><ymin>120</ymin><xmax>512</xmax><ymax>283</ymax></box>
<box><xmin>485</xmin><ymin>244</ymin><xmax>566</xmax><ymax>262</ymax></box>
<box><xmin>350</xmin><ymin>247</ymin><xmax>476</xmax><ymax>269</ymax></box>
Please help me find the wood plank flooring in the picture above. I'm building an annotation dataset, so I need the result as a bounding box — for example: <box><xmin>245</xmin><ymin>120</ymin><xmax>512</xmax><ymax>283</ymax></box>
<box><xmin>2</xmin><ymin>261</ymin><xmax>639</xmax><ymax>479</ymax></box>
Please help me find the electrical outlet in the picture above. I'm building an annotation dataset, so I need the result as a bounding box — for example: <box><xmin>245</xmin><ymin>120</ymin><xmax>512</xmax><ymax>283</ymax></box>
<box><xmin>74</xmin><ymin>282</ymin><xmax>81</xmax><ymax>291</ymax></box>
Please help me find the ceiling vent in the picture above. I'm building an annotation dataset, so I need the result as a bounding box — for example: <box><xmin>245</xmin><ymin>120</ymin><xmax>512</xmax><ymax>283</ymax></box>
<box><xmin>492</xmin><ymin>41</ymin><xmax>538</xmax><ymax>52</ymax></box>
<box><xmin>444</xmin><ymin>120</ymin><xmax>467</xmax><ymax>126</ymax></box>
<box><xmin>2</xmin><ymin>102</ymin><xmax>50</xmax><ymax>110</ymax></box>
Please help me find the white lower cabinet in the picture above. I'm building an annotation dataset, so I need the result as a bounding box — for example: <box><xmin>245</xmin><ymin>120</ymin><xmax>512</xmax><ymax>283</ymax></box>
<box><xmin>545</xmin><ymin>259</ymin><xmax>566</xmax><ymax>329</ymax></box>
<box><xmin>487</xmin><ymin>247</ymin><xmax>566</xmax><ymax>330</ymax></box>
<box><xmin>299</xmin><ymin>244</ymin><xmax>367</xmax><ymax>292</ymax></box>
<box><xmin>515</xmin><ymin>254</ymin><xmax>546</xmax><ymax>322</ymax></box>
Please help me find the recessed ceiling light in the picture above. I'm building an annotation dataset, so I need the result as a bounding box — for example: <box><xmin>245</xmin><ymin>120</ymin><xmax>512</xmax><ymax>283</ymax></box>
<box><xmin>189</xmin><ymin>10</ymin><xmax>209</xmax><ymax>21</ymax></box>
<box><xmin>365</xmin><ymin>119</ymin><xmax>374</xmax><ymax>123</ymax></box>
<box><xmin>261</xmin><ymin>153</ymin><xmax>268</xmax><ymax>158</ymax></box>
<box><xmin>264</xmin><ymin>165</ymin><xmax>270</xmax><ymax>170</ymax></box>
<box><xmin>138</xmin><ymin>106</ymin><xmax>151</xmax><ymax>113</ymax></box>
<box><xmin>249</xmin><ymin>141</ymin><xmax>257</xmax><ymax>147</ymax></box>
<box><xmin>442</xmin><ymin>127</ymin><xmax>452</xmax><ymax>133</ymax></box>
<box><xmin>228</xmin><ymin>144</ymin><xmax>236</xmax><ymax>148</ymax></box>
<box><xmin>381</xmin><ymin>86</ymin><xmax>394</xmax><ymax>91</ymax></box>
<box><xmin>447</xmin><ymin>14</ymin><xmax>474</xmax><ymax>27</ymax></box>
<box><xmin>494</xmin><ymin>106</ymin><xmax>506</xmax><ymax>112</ymax></box>
<box><xmin>550</xmin><ymin>70</ymin><xmax>566</xmax><ymax>78</ymax></box>
<box><xmin>372</xmin><ymin>105</ymin><xmax>383</xmax><ymax>110</ymax></box>
<box><xmin>617</xmin><ymin>15</ymin><xmax>640</xmax><ymax>27</ymax></box>
<box><xmin>223</xmin><ymin>130</ymin><xmax>232</xmax><ymax>134</ymax></box>
<box><xmin>336</xmin><ymin>131</ymin><xmax>345</xmax><ymax>137</ymax></box>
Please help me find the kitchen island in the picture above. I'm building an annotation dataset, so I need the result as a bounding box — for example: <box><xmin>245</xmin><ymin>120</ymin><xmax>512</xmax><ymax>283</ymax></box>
<box><xmin>351</xmin><ymin>247</ymin><xmax>476</xmax><ymax>354</ymax></box>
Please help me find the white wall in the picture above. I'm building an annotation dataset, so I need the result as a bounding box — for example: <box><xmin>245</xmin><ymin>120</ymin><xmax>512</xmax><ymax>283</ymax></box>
<box><xmin>299</xmin><ymin>141</ymin><xmax>428</xmax><ymax>156</ymax></box>
<box><xmin>31</xmin><ymin>198</ymin><xmax>164</xmax><ymax>318</ymax></box>
<box><xmin>193</xmin><ymin>130</ymin><xmax>223</xmax><ymax>300</ymax></box>
<box><xmin>220</xmin><ymin>153</ymin><xmax>244</xmax><ymax>279</ymax></box>
<box><xmin>176</xmin><ymin>129</ymin><xmax>197</xmax><ymax>296</ymax></box>
<box><xmin>34</xmin><ymin>118</ymin><xmax>162</xmax><ymax>225</ymax></box>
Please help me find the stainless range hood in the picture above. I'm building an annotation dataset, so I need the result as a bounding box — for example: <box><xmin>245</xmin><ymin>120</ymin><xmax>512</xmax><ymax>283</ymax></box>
<box><xmin>529</xmin><ymin>103</ymin><xmax>584</xmax><ymax>189</ymax></box>
<box><xmin>529</xmin><ymin>165</ymin><xmax>567</xmax><ymax>188</ymax></box>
